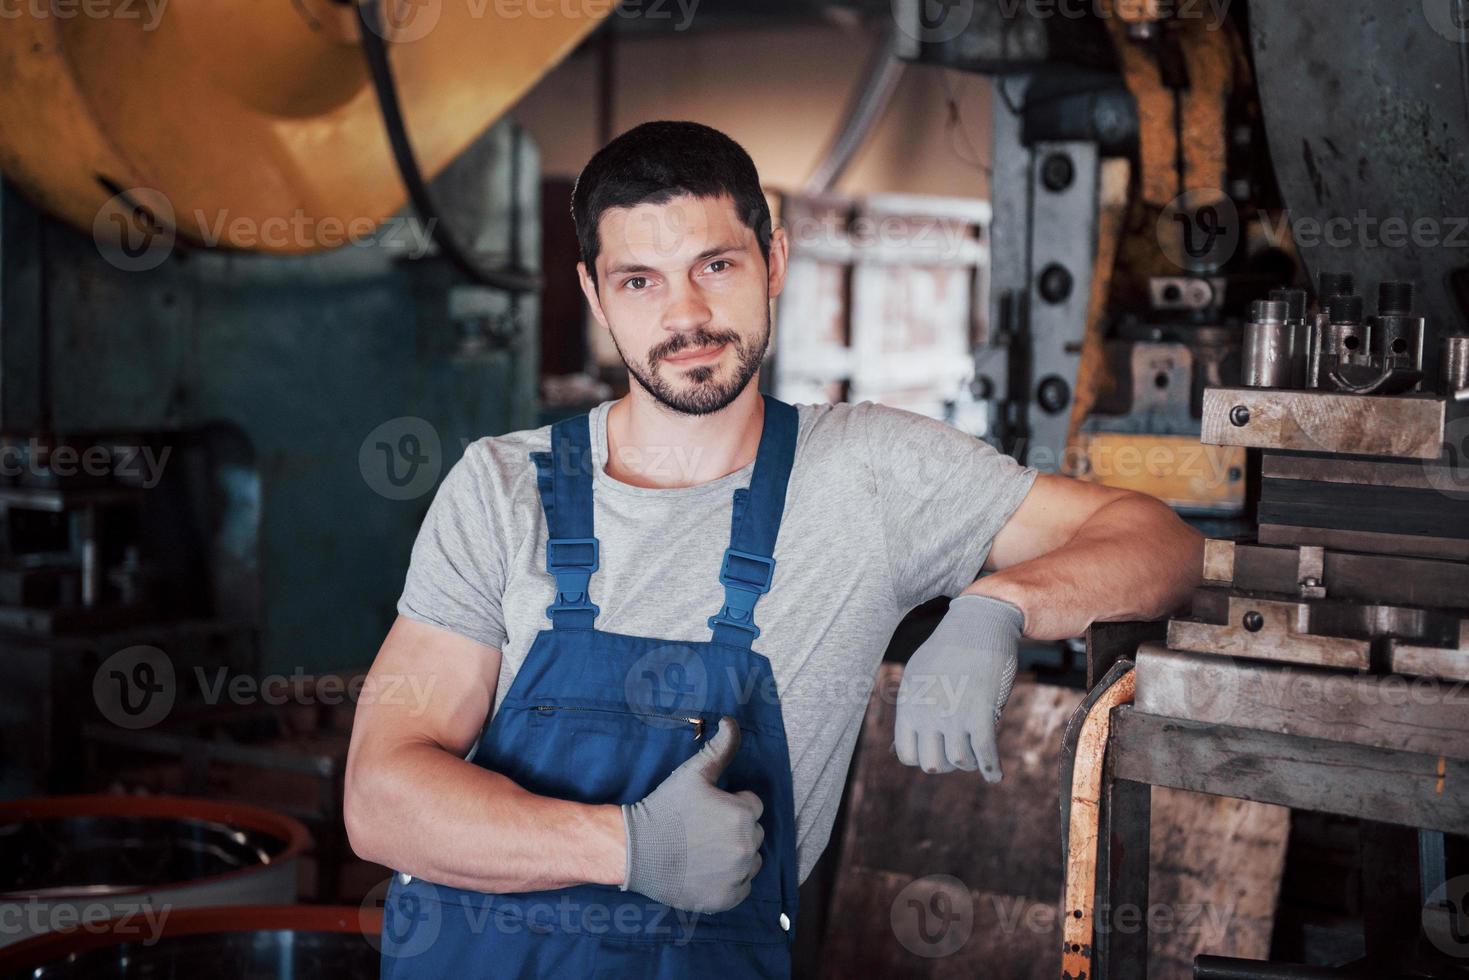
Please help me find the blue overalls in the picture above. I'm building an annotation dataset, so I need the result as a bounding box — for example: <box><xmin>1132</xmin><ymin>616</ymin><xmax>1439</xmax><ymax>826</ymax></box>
<box><xmin>381</xmin><ymin>394</ymin><xmax>800</xmax><ymax>978</ymax></box>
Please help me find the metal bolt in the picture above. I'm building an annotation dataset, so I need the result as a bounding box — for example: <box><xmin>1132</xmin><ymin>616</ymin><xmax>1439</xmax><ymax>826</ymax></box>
<box><xmin>1377</xmin><ymin>280</ymin><xmax>1414</xmax><ymax>316</ymax></box>
<box><xmin>1037</xmin><ymin>375</ymin><xmax>1071</xmax><ymax>415</ymax></box>
<box><xmin>1242</xmin><ymin>611</ymin><xmax>1264</xmax><ymax>632</ymax></box>
<box><xmin>1318</xmin><ymin>272</ymin><xmax>1355</xmax><ymax>300</ymax></box>
<box><xmin>1041</xmin><ymin>153</ymin><xmax>1075</xmax><ymax>192</ymax></box>
<box><xmin>1039</xmin><ymin>264</ymin><xmax>1073</xmax><ymax>304</ymax></box>
<box><xmin>1229</xmin><ymin>405</ymin><xmax>1251</xmax><ymax>427</ymax></box>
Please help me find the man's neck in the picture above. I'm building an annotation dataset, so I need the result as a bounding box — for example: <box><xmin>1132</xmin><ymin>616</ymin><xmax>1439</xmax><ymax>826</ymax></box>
<box><xmin>603</xmin><ymin>384</ymin><xmax>765</xmax><ymax>490</ymax></box>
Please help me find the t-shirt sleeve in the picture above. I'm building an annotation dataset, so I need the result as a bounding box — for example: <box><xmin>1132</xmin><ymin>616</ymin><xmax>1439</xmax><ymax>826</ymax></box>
<box><xmin>396</xmin><ymin>441</ymin><xmax>509</xmax><ymax>650</ymax></box>
<box><xmin>857</xmin><ymin>401</ymin><xmax>1039</xmax><ymax>612</ymax></box>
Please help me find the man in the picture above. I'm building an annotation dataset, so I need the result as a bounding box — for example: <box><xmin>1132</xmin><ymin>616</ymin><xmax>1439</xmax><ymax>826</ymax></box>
<box><xmin>345</xmin><ymin>120</ymin><xmax>1202</xmax><ymax>977</ymax></box>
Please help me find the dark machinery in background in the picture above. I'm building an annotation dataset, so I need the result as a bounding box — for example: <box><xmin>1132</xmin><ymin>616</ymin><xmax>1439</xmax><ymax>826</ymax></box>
<box><xmin>0</xmin><ymin>5</ymin><xmax>620</xmax><ymax>799</ymax></box>
<box><xmin>893</xmin><ymin>0</ymin><xmax>1469</xmax><ymax>975</ymax></box>
<box><xmin>0</xmin><ymin>123</ymin><xmax>541</xmax><ymax>800</ymax></box>
<box><xmin>1107</xmin><ymin>270</ymin><xmax>1469</xmax><ymax>979</ymax></box>
<box><xmin>895</xmin><ymin>0</ymin><xmax>1273</xmax><ymax>529</ymax></box>
<box><xmin>894</xmin><ymin>0</ymin><xmax>1469</xmax><ymax>534</ymax></box>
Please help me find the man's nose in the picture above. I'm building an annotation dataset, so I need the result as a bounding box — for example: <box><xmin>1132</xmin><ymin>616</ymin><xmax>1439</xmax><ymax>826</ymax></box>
<box><xmin>661</xmin><ymin>280</ymin><xmax>712</xmax><ymax>333</ymax></box>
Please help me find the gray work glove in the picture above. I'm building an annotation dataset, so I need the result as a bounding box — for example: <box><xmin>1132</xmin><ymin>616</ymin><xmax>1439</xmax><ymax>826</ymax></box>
<box><xmin>620</xmin><ymin>716</ymin><xmax>764</xmax><ymax>913</ymax></box>
<box><xmin>893</xmin><ymin>593</ymin><xmax>1024</xmax><ymax>781</ymax></box>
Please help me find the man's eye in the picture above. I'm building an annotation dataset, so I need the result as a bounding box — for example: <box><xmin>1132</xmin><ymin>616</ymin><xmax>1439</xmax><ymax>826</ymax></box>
<box><xmin>625</xmin><ymin>277</ymin><xmax>648</xmax><ymax>290</ymax></box>
<box><xmin>707</xmin><ymin>259</ymin><xmax>731</xmax><ymax>273</ymax></box>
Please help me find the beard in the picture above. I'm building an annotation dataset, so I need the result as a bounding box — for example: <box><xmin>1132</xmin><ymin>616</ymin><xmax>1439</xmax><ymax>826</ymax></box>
<box><xmin>611</xmin><ymin>307</ymin><xmax>771</xmax><ymax>417</ymax></box>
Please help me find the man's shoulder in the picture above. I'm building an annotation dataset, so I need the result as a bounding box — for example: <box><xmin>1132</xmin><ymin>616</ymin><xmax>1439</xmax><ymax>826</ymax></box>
<box><xmin>790</xmin><ymin>398</ymin><xmax>937</xmax><ymax>451</ymax></box>
<box><xmin>464</xmin><ymin>417</ymin><xmax>553</xmax><ymax>462</ymax></box>
<box><xmin>450</xmin><ymin>418</ymin><xmax>555</xmax><ymax>504</ymax></box>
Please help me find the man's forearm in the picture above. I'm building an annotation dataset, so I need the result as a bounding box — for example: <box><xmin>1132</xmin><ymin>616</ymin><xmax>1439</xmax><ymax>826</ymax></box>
<box><xmin>963</xmin><ymin>492</ymin><xmax>1203</xmax><ymax>641</ymax></box>
<box><xmin>345</xmin><ymin>740</ymin><xmax>626</xmax><ymax>893</ymax></box>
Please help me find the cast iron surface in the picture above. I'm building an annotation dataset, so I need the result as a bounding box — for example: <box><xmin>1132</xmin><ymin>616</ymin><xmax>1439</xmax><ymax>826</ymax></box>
<box><xmin>1250</xmin><ymin>0</ymin><xmax>1469</xmax><ymax>369</ymax></box>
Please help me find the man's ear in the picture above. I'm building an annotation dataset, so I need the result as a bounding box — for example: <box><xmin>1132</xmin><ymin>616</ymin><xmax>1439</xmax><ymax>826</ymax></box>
<box><xmin>765</xmin><ymin>225</ymin><xmax>790</xmax><ymax>300</ymax></box>
<box><xmin>577</xmin><ymin>261</ymin><xmax>610</xmax><ymax>331</ymax></box>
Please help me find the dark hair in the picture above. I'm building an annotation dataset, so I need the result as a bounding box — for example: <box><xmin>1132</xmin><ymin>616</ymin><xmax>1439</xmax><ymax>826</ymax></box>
<box><xmin>570</xmin><ymin>120</ymin><xmax>772</xmax><ymax>286</ymax></box>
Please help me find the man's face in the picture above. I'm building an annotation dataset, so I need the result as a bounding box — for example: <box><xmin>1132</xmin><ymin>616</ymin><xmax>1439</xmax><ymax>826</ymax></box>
<box><xmin>578</xmin><ymin>192</ymin><xmax>787</xmax><ymax>416</ymax></box>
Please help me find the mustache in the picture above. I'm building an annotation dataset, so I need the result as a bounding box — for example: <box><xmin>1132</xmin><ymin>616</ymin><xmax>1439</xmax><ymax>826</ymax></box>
<box><xmin>653</xmin><ymin>332</ymin><xmax>740</xmax><ymax>362</ymax></box>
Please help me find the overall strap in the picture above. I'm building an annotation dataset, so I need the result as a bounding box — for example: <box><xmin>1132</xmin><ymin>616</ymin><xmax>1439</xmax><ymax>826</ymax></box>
<box><xmin>529</xmin><ymin>413</ymin><xmax>600</xmax><ymax>630</ymax></box>
<box><xmin>708</xmin><ymin>394</ymin><xmax>799</xmax><ymax>649</ymax></box>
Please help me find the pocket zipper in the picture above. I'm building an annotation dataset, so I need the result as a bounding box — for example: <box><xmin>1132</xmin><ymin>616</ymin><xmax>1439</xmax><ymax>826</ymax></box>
<box><xmin>531</xmin><ymin>704</ymin><xmax>705</xmax><ymax>740</ymax></box>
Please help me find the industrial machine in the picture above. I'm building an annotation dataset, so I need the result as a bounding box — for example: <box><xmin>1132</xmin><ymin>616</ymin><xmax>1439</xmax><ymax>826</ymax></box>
<box><xmin>0</xmin><ymin>905</ymin><xmax>382</xmax><ymax>979</ymax></box>
<box><xmin>0</xmin><ymin>794</ymin><xmax>308</xmax><ymax>950</ymax></box>
<box><xmin>0</xmin><ymin>1</ymin><xmax>617</xmax><ymax>797</ymax></box>
<box><xmin>1069</xmin><ymin>270</ymin><xmax>1469</xmax><ymax>978</ymax></box>
<box><xmin>891</xmin><ymin>0</ymin><xmax>1469</xmax><ymax>974</ymax></box>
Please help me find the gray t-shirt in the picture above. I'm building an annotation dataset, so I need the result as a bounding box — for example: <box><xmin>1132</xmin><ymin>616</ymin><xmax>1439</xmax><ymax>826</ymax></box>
<box><xmin>397</xmin><ymin>398</ymin><xmax>1037</xmax><ymax>883</ymax></box>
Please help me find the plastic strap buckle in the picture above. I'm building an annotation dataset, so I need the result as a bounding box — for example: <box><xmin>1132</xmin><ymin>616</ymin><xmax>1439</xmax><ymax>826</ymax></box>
<box><xmin>707</xmin><ymin>548</ymin><xmax>776</xmax><ymax>640</ymax></box>
<box><xmin>545</xmin><ymin>537</ymin><xmax>600</xmax><ymax>620</ymax></box>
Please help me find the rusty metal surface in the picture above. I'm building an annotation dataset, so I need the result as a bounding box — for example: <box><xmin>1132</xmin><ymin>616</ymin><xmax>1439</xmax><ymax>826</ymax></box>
<box><xmin>1391</xmin><ymin>621</ymin><xmax>1469</xmax><ymax>683</ymax></box>
<box><xmin>1200</xmin><ymin>387</ymin><xmax>1447</xmax><ymax>459</ymax></box>
<box><xmin>1101</xmin><ymin>0</ymin><xmax>1239</xmax><ymax>208</ymax></box>
<box><xmin>1202</xmin><ymin>538</ymin><xmax>1237</xmax><ymax>584</ymax></box>
<box><xmin>1166</xmin><ymin>609</ymin><xmax>1371</xmax><ymax>670</ymax></box>
<box><xmin>1214</xmin><ymin>539</ymin><xmax>1469</xmax><ymax>611</ymax></box>
<box><xmin>1187</xmin><ymin>583</ymin><xmax>1461</xmax><ymax>643</ymax></box>
<box><xmin>1249</xmin><ymin>0</ymin><xmax>1469</xmax><ymax>358</ymax></box>
<box><xmin>1111</xmin><ymin>707</ymin><xmax>1469</xmax><ymax>837</ymax></box>
<box><xmin>1258</xmin><ymin>523</ymin><xmax>1469</xmax><ymax>563</ymax></box>
<box><xmin>1134</xmin><ymin>643</ymin><xmax>1469</xmax><ymax>759</ymax></box>
<box><xmin>1261</xmin><ymin>453</ymin><xmax>1455</xmax><ymax>491</ymax></box>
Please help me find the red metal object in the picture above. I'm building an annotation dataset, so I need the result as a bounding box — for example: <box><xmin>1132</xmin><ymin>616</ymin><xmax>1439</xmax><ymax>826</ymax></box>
<box><xmin>0</xmin><ymin>905</ymin><xmax>382</xmax><ymax>973</ymax></box>
<box><xmin>0</xmin><ymin>793</ymin><xmax>309</xmax><ymax>901</ymax></box>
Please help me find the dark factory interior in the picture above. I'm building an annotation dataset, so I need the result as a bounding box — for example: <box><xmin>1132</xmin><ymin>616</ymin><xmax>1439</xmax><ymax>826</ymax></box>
<box><xmin>0</xmin><ymin>1</ymin><xmax>1467</xmax><ymax>977</ymax></box>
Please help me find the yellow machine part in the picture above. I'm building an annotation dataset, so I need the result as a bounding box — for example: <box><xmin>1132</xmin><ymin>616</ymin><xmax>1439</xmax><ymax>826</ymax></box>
<box><xmin>0</xmin><ymin>0</ymin><xmax>609</xmax><ymax>253</ymax></box>
<box><xmin>1070</xmin><ymin>432</ymin><xmax>1246</xmax><ymax>514</ymax></box>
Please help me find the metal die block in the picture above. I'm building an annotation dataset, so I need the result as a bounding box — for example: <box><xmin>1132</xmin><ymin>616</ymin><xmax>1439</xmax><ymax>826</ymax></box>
<box><xmin>1201</xmin><ymin>387</ymin><xmax>1447</xmax><ymax>459</ymax></box>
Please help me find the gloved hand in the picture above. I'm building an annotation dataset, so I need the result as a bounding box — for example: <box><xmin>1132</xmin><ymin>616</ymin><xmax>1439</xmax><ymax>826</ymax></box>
<box><xmin>893</xmin><ymin>593</ymin><xmax>1024</xmax><ymax>781</ymax></box>
<box><xmin>620</xmin><ymin>716</ymin><xmax>764</xmax><ymax>913</ymax></box>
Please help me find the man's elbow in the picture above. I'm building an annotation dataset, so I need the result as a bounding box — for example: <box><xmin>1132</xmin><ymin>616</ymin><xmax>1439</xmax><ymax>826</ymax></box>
<box><xmin>343</xmin><ymin>750</ymin><xmax>388</xmax><ymax>866</ymax></box>
<box><xmin>1133</xmin><ymin>491</ymin><xmax>1204</xmax><ymax>609</ymax></box>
